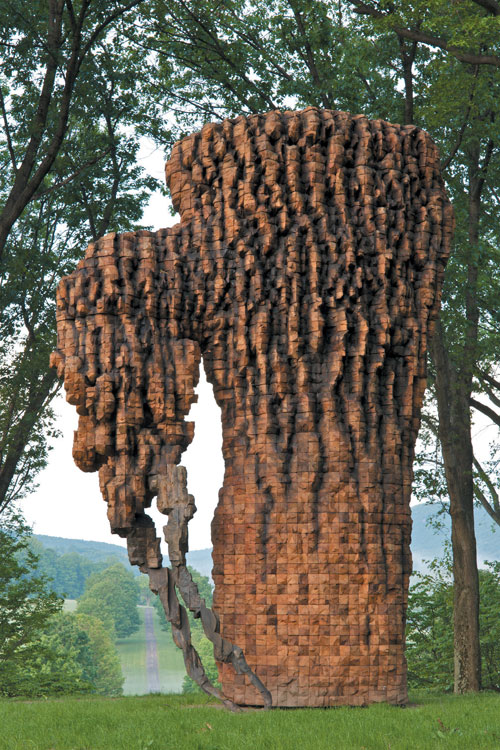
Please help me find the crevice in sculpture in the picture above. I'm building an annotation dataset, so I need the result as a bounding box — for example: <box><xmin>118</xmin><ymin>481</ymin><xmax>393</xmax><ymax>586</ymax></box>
<box><xmin>52</xmin><ymin>107</ymin><xmax>453</xmax><ymax>708</ymax></box>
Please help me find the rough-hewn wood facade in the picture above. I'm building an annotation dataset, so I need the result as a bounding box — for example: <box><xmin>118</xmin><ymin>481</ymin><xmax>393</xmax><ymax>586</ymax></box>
<box><xmin>53</xmin><ymin>108</ymin><xmax>453</xmax><ymax>707</ymax></box>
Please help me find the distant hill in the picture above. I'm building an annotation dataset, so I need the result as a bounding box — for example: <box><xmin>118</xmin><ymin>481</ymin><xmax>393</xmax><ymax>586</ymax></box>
<box><xmin>34</xmin><ymin>534</ymin><xmax>131</xmax><ymax>566</ymax></box>
<box><xmin>35</xmin><ymin>503</ymin><xmax>498</xmax><ymax>582</ymax></box>
<box><xmin>34</xmin><ymin>534</ymin><xmax>214</xmax><ymax>582</ymax></box>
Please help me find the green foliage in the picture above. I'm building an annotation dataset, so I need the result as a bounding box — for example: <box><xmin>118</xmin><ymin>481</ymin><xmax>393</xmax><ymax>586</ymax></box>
<box><xmin>77</xmin><ymin>563</ymin><xmax>140</xmax><ymax>639</ymax></box>
<box><xmin>1</xmin><ymin>610</ymin><xmax>124</xmax><ymax>698</ymax></box>
<box><xmin>138</xmin><ymin>0</ymin><xmax>405</xmax><ymax>145</ymax></box>
<box><xmin>0</xmin><ymin>0</ymin><xmax>162</xmax><ymax>513</ymax></box>
<box><xmin>478</xmin><ymin>561</ymin><xmax>500</xmax><ymax>690</ymax></box>
<box><xmin>406</xmin><ymin>556</ymin><xmax>500</xmax><ymax>691</ymax></box>
<box><xmin>138</xmin><ymin>574</ymin><xmax>153</xmax><ymax>606</ymax></box>
<box><xmin>406</xmin><ymin>555</ymin><xmax>455</xmax><ymax>691</ymax></box>
<box><xmin>71</xmin><ymin>613</ymin><xmax>124</xmax><ymax>696</ymax></box>
<box><xmin>0</xmin><ymin>512</ymin><xmax>62</xmax><ymax>695</ymax></box>
<box><xmin>0</xmin><ymin>511</ymin><xmax>124</xmax><ymax>697</ymax></box>
<box><xmin>29</xmin><ymin>537</ymin><xmax>127</xmax><ymax>599</ymax></box>
<box><xmin>33</xmin><ymin>534</ymin><xmax>133</xmax><ymax>566</ymax></box>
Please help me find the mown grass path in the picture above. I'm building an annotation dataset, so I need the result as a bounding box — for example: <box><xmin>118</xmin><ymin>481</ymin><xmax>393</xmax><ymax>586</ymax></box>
<box><xmin>144</xmin><ymin>606</ymin><xmax>160</xmax><ymax>694</ymax></box>
<box><xmin>116</xmin><ymin>606</ymin><xmax>184</xmax><ymax>696</ymax></box>
<box><xmin>1</xmin><ymin>691</ymin><xmax>499</xmax><ymax>750</ymax></box>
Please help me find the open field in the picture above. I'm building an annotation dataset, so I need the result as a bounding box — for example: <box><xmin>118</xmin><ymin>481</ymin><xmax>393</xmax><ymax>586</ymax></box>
<box><xmin>1</xmin><ymin>691</ymin><xmax>499</xmax><ymax>750</ymax></box>
<box><xmin>116</xmin><ymin>606</ymin><xmax>184</xmax><ymax>696</ymax></box>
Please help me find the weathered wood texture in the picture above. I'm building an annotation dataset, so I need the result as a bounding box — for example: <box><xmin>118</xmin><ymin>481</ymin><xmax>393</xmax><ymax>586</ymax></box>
<box><xmin>52</xmin><ymin>108</ymin><xmax>453</xmax><ymax>707</ymax></box>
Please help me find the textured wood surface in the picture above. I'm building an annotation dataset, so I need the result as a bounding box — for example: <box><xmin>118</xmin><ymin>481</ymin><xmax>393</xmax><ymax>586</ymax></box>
<box><xmin>52</xmin><ymin>107</ymin><xmax>453</xmax><ymax>707</ymax></box>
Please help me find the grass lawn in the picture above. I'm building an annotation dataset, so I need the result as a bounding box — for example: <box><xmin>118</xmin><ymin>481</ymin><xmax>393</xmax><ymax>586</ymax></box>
<box><xmin>0</xmin><ymin>691</ymin><xmax>499</xmax><ymax>750</ymax></box>
<box><xmin>116</xmin><ymin>606</ymin><xmax>184</xmax><ymax>696</ymax></box>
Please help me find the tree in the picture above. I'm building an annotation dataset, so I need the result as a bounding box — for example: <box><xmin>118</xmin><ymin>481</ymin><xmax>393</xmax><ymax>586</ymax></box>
<box><xmin>376</xmin><ymin>7</ymin><xmax>500</xmax><ymax>691</ymax></box>
<box><xmin>29</xmin><ymin>538</ymin><xmax>122</xmax><ymax>599</ymax></box>
<box><xmin>406</xmin><ymin>556</ymin><xmax>500</xmax><ymax>692</ymax></box>
<box><xmin>0</xmin><ymin>509</ymin><xmax>123</xmax><ymax>697</ymax></box>
<box><xmin>0</xmin><ymin>3</ymin><xmax>164</xmax><ymax>514</ymax></box>
<box><xmin>1</xmin><ymin>610</ymin><xmax>124</xmax><ymax>697</ymax></box>
<box><xmin>0</xmin><ymin>0</ymin><xmax>147</xmax><ymax>258</ymax></box>
<box><xmin>0</xmin><ymin>511</ymin><xmax>62</xmax><ymax>694</ymax></box>
<box><xmin>136</xmin><ymin>0</ymin><xmax>402</xmax><ymax>141</ymax></box>
<box><xmin>71</xmin><ymin>612</ymin><xmax>124</xmax><ymax>695</ymax></box>
<box><xmin>138</xmin><ymin>573</ymin><xmax>153</xmax><ymax>605</ymax></box>
<box><xmin>350</xmin><ymin>0</ymin><xmax>500</xmax><ymax>69</ymax></box>
<box><xmin>77</xmin><ymin>563</ymin><xmax>140</xmax><ymax>639</ymax></box>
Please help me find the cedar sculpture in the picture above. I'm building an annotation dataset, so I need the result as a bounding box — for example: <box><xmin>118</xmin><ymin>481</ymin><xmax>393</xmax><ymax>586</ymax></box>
<box><xmin>52</xmin><ymin>108</ymin><xmax>453</xmax><ymax>708</ymax></box>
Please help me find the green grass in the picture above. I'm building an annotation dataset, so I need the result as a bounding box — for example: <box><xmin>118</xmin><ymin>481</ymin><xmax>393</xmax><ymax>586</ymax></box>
<box><xmin>0</xmin><ymin>691</ymin><xmax>499</xmax><ymax>750</ymax></box>
<box><xmin>116</xmin><ymin>606</ymin><xmax>184</xmax><ymax>696</ymax></box>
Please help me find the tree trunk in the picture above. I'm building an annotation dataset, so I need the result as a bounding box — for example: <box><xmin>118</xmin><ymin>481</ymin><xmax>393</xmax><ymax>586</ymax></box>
<box><xmin>0</xmin><ymin>368</ymin><xmax>59</xmax><ymax>513</ymax></box>
<box><xmin>398</xmin><ymin>36</ymin><xmax>417</xmax><ymax>125</ymax></box>
<box><xmin>430</xmin><ymin>142</ymin><xmax>485</xmax><ymax>693</ymax></box>
<box><xmin>431</xmin><ymin>321</ymin><xmax>481</xmax><ymax>692</ymax></box>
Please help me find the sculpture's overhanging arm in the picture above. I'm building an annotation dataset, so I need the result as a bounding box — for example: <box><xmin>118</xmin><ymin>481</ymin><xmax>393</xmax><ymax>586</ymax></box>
<box><xmin>50</xmin><ymin>229</ymin><xmax>271</xmax><ymax>710</ymax></box>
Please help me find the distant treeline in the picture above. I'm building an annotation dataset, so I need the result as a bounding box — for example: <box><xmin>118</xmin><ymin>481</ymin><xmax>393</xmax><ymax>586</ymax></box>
<box><xmin>29</xmin><ymin>538</ymin><xmax>127</xmax><ymax>599</ymax></box>
<box><xmin>33</xmin><ymin>534</ymin><xmax>215</xmax><ymax>582</ymax></box>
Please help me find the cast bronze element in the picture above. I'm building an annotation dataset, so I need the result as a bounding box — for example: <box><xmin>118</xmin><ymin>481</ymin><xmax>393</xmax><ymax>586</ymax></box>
<box><xmin>52</xmin><ymin>107</ymin><xmax>453</xmax><ymax>708</ymax></box>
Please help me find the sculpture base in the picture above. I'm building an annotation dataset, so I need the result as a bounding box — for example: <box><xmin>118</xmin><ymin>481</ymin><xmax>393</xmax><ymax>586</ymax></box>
<box><xmin>219</xmin><ymin>669</ymin><xmax>407</xmax><ymax>707</ymax></box>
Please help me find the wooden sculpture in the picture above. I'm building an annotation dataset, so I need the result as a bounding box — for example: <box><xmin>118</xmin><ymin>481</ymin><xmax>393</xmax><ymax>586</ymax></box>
<box><xmin>52</xmin><ymin>107</ymin><xmax>453</xmax><ymax>708</ymax></box>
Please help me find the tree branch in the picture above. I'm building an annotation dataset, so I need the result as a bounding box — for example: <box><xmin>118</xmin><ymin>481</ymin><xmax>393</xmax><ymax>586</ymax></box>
<box><xmin>476</xmin><ymin>368</ymin><xmax>500</xmax><ymax>393</ymax></box>
<box><xmin>31</xmin><ymin>147</ymin><xmax>112</xmax><ymax>202</ymax></box>
<box><xmin>476</xmin><ymin>378</ymin><xmax>500</xmax><ymax>411</ymax></box>
<box><xmin>287</xmin><ymin>0</ymin><xmax>335</xmax><ymax>109</ymax></box>
<box><xmin>350</xmin><ymin>1</ymin><xmax>500</xmax><ymax>67</ymax></box>
<box><xmin>472</xmin><ymin>454</ymin><xmax>500</xmax><ymax>525</ymax></box>
<box><xmin>0</xmin><ymin>0</ymin><xmax>146</xmax><ymax>261</ymax></box>
<box><xmin>168</xmin><ymin>2</ymin><xmax>277</xmax><ymax>109</ymax></box>
<box><xmin>471</xmin><ymin>0</ymin><xmax>500</xmax><ymax>16</ymax></box>
<box><xmin>0</xmin><ymin>367</ymin><xmax>59</xmax><ymax>510</ymax></box>
<box><xmin>475</xmin><ymin>137</ymin><xmax>495</xmax><ymax>199</ymax></box>
<box><xmin>222</xmin><ymin>14</ymin><xmax>293</xmax><ymax>81</ymax></box>
<box><xmin>79</xmin><ymin>0</ymin><xmax>145</xmax><ymax>60</ymax></box>
<box><xmin>470</xmin><ymin>397</ymin><xmax>500</xmax><ymax>428</ymax></box>
<box><xmin>420</xmin><ymin>411</ymin><xmax>440</xmax><ymax>436</ymax></box>
<box><xmin>441</xmin><ymin>67</ymin><xmax>479</xmax><ymax>172</ymax></box>
<box><xmin>0</xmin><ymin>0</ymin><xmax>65</xmax><ymax>259</ymax></box>
<box><xmin>0</xmin><ymin>87</ymin><xmax>17</xmax><ymax>173</ymax></box>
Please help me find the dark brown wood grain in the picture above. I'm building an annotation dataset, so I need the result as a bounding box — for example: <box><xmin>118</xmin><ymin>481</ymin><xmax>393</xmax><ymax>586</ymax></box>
<box><xmin>52</xmin><ymin>107</ymin><xmax>453</xmax><ymax>707</ymax></box>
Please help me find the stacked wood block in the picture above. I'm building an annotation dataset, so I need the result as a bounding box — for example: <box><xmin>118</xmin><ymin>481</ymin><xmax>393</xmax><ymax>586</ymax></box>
<box><xmin>52</xmin><ymin>107</ymin><xmax>453</xmax><ymax>707</ymax></box>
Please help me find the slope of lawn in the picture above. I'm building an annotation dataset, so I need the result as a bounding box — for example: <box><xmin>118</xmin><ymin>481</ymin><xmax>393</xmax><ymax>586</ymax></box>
<box><xmin>116</xmin><ymin>605</ymin><xmax>184</xmax><ymax>695</ymax></box>
<box><xmin>1</xmin><ymin>691</ymin><xmax>500</xmax><ymax>750</ymax></box>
